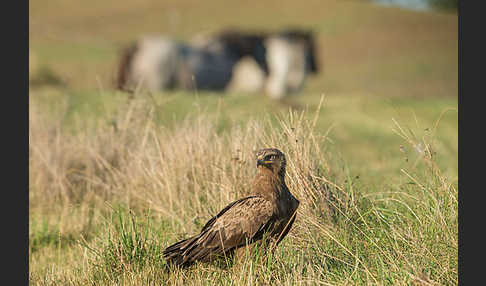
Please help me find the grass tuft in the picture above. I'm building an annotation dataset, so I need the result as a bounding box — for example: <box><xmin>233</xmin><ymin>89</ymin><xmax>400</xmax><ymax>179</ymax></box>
<box><xmin>83</xmin><ymin>205</ymin><xmax>166</xmax><ymax>282</ymax></box>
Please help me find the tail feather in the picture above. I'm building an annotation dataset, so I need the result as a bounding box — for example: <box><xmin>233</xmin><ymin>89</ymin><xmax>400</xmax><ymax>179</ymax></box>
<box><xmin>163</xmin><ymin>230</ymin><xmax>228</xmax><ymax>267</ymax></box>
<box><xmin>163</xmin><ymin>234</ymin><xmax>202</xmax><ymax>267</ymax></box>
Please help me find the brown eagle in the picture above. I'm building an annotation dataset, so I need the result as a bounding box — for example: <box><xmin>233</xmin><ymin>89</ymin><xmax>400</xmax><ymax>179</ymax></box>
<box><xmin>163</xmin><ymin>148</ymin><xmax>299</xmax><ymax>268</ymax></box>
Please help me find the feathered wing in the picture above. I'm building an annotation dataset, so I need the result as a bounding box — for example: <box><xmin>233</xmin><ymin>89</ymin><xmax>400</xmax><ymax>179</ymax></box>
<box><xmin>163</xmin><ymin>196</ymin><xmax>275</xmax><ymax>267</ymax></box>
<box><xmin>274</xmin><ymin>194</ymin><xmax>300</xmax><ymax>246</ymax></box>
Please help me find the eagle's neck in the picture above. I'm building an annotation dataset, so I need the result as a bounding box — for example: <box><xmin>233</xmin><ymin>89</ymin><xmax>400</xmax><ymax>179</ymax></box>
<box><xmin>251</xmin><ymin>168</ymin><xmax>287</xmax><ymax>204</ymax></box>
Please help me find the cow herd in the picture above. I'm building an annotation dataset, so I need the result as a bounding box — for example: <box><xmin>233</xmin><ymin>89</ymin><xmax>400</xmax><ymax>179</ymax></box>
<box><xmin>116</xmin><ymin>28</ymin><xmax>320</xmax><ymax>100</ymax></box>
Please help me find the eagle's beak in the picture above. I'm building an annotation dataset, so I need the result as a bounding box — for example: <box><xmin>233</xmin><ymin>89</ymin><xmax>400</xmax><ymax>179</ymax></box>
<box><xmin>257</xmin><ymin>155</ymin><xmax>265</xmax><ymax>167</ymax></box>
<box><xmin>257</xmin><ymin>156</ymin><xmax>263</xmax><ymax>167</ymax></box>
<box><xmin>257</xmin><ymin>159</ymin><xmax>264</xmax><ymax>166</ymax></box>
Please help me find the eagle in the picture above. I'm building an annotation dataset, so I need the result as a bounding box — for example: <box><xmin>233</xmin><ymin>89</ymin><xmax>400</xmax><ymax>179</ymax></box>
<box><xmin>163</xmin><ymin>148</ymin><xmax>299</xmax><ymax>268</ymax></box>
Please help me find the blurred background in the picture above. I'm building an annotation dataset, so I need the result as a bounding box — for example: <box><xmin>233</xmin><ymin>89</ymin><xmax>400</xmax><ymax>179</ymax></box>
<box><xmin>29</xmin><ymin>0</ymin><xmax>458</xmax><ymax>183</ymax></box>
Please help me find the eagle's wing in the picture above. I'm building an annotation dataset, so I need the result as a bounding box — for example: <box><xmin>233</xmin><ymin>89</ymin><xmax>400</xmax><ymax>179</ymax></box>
<box><xmin>163</xmin><ymin>196</ymin><xmax>275</xmax><ymax>267</ymax></box>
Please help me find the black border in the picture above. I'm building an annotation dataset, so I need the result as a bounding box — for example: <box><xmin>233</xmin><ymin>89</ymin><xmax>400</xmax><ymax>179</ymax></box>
<box><xmin>7</xmin><ymin>0</ymin><xmax>29</xmax><ymax>283</ymax></box>
<box><xmin>458</xmin><ymin>1</ymin><xmax>482</xmax><ymax>285</ymax></box>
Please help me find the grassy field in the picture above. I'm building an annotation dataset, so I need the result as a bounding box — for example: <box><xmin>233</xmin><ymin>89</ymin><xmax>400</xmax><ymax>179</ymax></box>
<box><xmin>29</xmin><ymin>0</ymin><xmax>457</xmax><ymax>285</ymax></box>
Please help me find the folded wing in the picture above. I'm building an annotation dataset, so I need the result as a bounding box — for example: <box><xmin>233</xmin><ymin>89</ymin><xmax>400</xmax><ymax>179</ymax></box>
<box><xmin>163</xmin><ymin>196</ymin><xmax>275</xmax><ymax>267</ymax></box>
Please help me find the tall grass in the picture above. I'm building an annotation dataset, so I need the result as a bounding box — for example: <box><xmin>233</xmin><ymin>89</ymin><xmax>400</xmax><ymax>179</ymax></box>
<box><xmin>29</xmin><ymin>93</ymin><xmax>457</xmax><ymax>285</ymax></box>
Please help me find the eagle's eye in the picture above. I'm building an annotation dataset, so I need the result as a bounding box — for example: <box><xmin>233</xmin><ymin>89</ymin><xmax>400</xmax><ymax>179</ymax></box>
<box><xmin>265</xmin><ymin>154</ymin><xmax>277</xmax><ymax>161</ymax></box>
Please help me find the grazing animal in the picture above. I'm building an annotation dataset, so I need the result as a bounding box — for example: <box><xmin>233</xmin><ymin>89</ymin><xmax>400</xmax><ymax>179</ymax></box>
<box><xmin>163</xmin><ymin>148</ymin><xmax>299</xmax><ymax>268</ymax></box>
<box><xmin>264</xmin><ymin>29</ymin><xmax>319</xmax><ymax>99</ymax></box>
<box><xmin>116</xmin><ymin>33</ymin><xmax>267</xmax><ymax>93</ymax></box>
<box><xmin>220</xmin><ymin>28</ymin><xmax>320</xmax><ymax>99</ymax></box>
<box><xmin>116</xmin><ymin>36</ymin><xmax>181</xmax><ymax>92</ymax></box>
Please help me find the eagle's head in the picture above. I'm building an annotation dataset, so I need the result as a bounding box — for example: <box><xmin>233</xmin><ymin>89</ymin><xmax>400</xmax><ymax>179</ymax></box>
<box><xmin>255</xmin><ymin>148</ymin><xmax>287</xmax><ymax>177</ymax></box>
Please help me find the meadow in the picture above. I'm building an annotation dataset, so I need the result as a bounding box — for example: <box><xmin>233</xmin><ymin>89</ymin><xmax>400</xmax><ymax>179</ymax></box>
<box><xmin>29</xmin><ymin>0</ymin><xmax>458</xmax><ymax>285</ymax></box>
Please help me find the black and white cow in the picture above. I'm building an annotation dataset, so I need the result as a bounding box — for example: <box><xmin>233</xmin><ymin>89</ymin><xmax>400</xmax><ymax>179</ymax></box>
<box><xmin>226</xmin><ymin>28</ymin><xmax>320</xmax><ymax>99</ymax></box>
<box><xmin>116</xmin><ymin>32</ymin><xmax>267</xmax><ymax>93</ymax></box>
<box><xmin>116</xmin><ymin>28</ymin><xmax>319</xmax><ymax>99</ymax></box>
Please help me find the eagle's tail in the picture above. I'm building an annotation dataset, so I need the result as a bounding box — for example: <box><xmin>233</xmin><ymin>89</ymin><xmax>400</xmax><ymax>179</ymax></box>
<box><xmin>163</xmin><ymin>229</ymin><xmax>226</xmax><ymax>268</ymax></box>
<box><xmin>163</xmin><ymin>234</ymin><xmax>204</xmax><ymax>268</ymax></box>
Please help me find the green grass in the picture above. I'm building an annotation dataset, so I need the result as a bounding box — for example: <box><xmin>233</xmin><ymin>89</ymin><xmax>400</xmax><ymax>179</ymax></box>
<box><xmin>30</xmin><ymin>87</ymin><xmax>457</xmax><ymax>186</ymax></box>
<box><xmin>29</xmin><ymin>91</ymin><xmax>457</xmax><ymax>285</ymax></box>
<box><xmin>29</xmin><ymin>0</ymin><xmax>457</xmax><ymax>284</ymax></box>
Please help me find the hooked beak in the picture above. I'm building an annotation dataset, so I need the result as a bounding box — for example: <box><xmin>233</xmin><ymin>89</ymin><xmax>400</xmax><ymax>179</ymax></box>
<box><xmin>257</xmin><ymin>154</ymin><xmax>264</xmax><ymax>167</ymax></box>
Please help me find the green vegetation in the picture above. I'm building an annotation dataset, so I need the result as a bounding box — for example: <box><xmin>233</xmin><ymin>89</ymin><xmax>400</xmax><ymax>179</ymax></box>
<box><xmin>29</xmin><ymin>0</ymin><xmax>457</xmax><ymax>284</ymax></box>
<box><xmin>29</xmin><ymin>91</ymin><xmax>457</xmax><ymax>285</ymax></box>
<box><xmin>428</xmin><ymin>0</ymin><xmax>458</xmax><ymax>10</ymax></box>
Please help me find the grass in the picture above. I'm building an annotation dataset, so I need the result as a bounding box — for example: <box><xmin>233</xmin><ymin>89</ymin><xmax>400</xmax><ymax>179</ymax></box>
<box><xmin>29</xmin><ymin>90</ymin><xmax>457</xmax><ymax>285</ymax></box>
<box><xmin>29</xmin><ymin>0</ymin><xmax>457</xmax><ymax>284</ymax></box>
<box><xmin>30</xmin><ymin>87</ymin><xmax>457</xmax><ymax>186</ymax></box>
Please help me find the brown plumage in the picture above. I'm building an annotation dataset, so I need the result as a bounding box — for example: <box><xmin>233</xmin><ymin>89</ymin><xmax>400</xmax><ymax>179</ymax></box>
<box><xmin>163</xmin><ymin>148</ymin><xmax>299</xmax><ymax>268</ymax></box>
